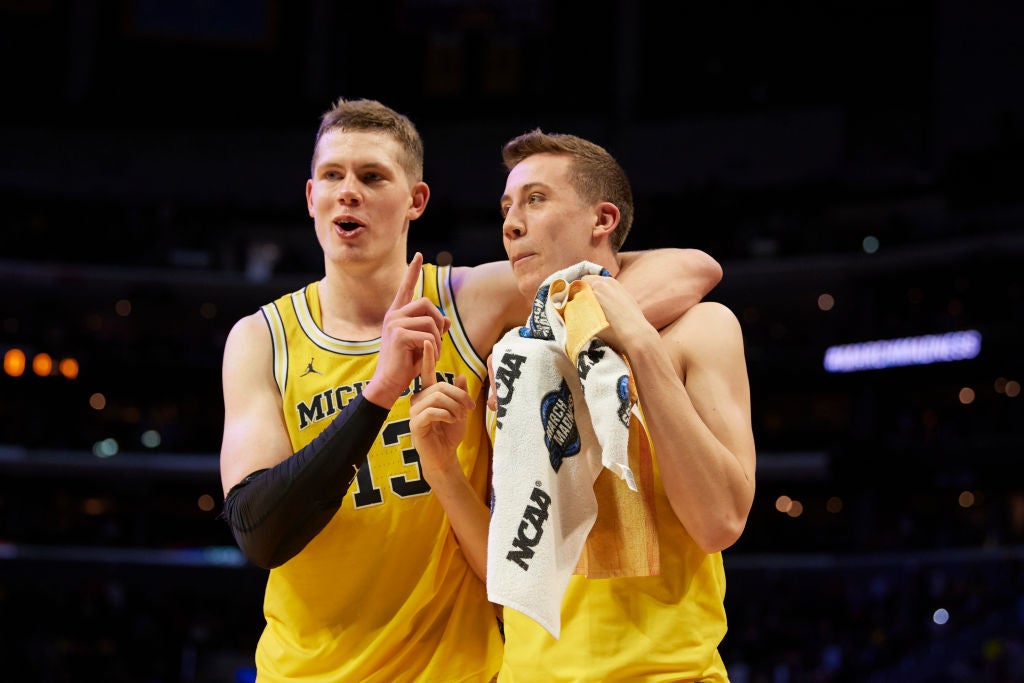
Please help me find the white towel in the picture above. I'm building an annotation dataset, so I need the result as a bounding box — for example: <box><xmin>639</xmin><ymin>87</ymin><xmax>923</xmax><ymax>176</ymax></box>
<box><xmin>487</xmin><ymin>261</ymin><xmax>637</xmax><ymax>639</ymax></box>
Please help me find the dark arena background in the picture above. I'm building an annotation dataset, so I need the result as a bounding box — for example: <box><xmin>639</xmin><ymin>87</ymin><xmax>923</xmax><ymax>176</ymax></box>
<box><xmin>2</xmin><ymin>1</ymin><xmax>1022</xmax><ymax>681</ymax></box>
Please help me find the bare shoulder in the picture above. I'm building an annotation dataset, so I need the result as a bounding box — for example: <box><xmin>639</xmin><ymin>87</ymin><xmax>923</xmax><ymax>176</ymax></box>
<box><xmin>223</xmin><ymin>311</ymin><xmax>273</xmax><ymax>374</ymax></box>
<box><xmin>226</xmin><ymin>310</ymin><xmax>270</xmax><ymax>351</ymax></box>
<box><xmin>677</xmin><ymin>301</ymin><xmax>741</xmax><ymax>331</ymax></box>
<box><xmin>450</xmin><ymin>260</ymin><xmax>531</xmax><ymax>354</ymax></box>
<box><xmin>664</xmin><ymin>301</ymin><xmax>745</xmax><ymax>360</ymax></box>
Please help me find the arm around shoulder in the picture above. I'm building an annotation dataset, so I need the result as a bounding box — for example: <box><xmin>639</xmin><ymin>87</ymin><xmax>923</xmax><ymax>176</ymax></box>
<box><xmin>617</xmin><ymin>248</ymin><xmax>723</xmax><ymax>330</ymax></box>
<box><xmin>451</xmin><ymin>260</ymin><xmax>533</xmax><ymax>355</ymax></box>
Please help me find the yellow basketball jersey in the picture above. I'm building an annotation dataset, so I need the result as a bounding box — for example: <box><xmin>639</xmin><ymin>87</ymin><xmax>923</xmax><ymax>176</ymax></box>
<box><xmin>254</xmin><ymin>264</ymin><xmax>502</xmax><ymax>682</ymax></box>
<box><xmin>497</xmin><ymin>406</ymin><xmax>731</xmax><ymax>683</ymax></box>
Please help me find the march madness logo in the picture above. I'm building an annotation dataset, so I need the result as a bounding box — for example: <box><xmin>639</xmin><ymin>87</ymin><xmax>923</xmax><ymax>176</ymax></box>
<box><xmin>617</xmin><ymin>374</ymin><xmax>632</xmax><ymax>427</ymax></box>
<box><xmin>541</xmin><ymin>379</ymin><xmax>580</xmax><ymax>472</ymax></box>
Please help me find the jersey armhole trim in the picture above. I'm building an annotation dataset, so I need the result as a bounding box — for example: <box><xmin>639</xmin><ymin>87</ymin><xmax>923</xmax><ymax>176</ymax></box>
<box><xmin>436</xmin><ymin>265</ymin><xmax>487</xmax><ymax>381</ymax></box>
<box><xmin>260</xmin><ymin>302</ymin><xmax>288</xmax><ymax>394</ymax></box>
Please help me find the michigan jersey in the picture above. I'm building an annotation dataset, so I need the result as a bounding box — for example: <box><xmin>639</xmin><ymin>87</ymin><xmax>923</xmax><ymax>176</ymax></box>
<box><xmin>497</xmin><ymin>406</ymin><xmax>731</xmax><ymax>683</ymax></box>
<box><xmin>254</xmin><ymin>263</ymin><xmax>502</xmax><ymax>682</ymax></box>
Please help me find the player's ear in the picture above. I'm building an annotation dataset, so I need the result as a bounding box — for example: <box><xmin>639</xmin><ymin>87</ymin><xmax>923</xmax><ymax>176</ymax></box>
<box><xmin>408</xmin><ymin>181</ymin><xmax>430</xmax><ymax>220</ymax></box>
<box><xmin>306</xmin><ymin>179</ymin><xmax>315</xmax><ymax>218</ymax></box>
<box><xmin>592</xmin><ymin>201</ymin><xmax>620</xmax><ymax>240</ymax></box>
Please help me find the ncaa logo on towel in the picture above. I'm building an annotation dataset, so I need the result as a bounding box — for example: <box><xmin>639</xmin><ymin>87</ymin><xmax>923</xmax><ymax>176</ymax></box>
<box><xmin>494</xmin><ymin>351</ymin><xmax>527</xmax><ymax>430</ymax></box>
<box><xmin>541</xmin><ymin>379</ymin><xmax>580</xmax><ymax>472</ymax></box>
<box><xmin>505</xmin><ymin>483</ymin><xmax>552</xmax><ymax>571</ymax></box>
<box><xmin>576</xmin><ymin>339</ymin><xmax>605</xmax><ymax>381</ymax></box>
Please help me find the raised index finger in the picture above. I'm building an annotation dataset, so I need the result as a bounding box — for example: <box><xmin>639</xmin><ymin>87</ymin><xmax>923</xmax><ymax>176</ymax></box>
<box><xmin>393</xmin><ymin>251</ymin><xmax>424</xmax><ymax>309</ymax></box>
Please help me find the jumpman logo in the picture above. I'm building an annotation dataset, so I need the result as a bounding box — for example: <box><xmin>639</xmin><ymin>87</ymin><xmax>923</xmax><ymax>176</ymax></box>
<box><xmin>300</xmin><ymin>358</ymin><xmax>323</xmax><ymax>376</ymax></box>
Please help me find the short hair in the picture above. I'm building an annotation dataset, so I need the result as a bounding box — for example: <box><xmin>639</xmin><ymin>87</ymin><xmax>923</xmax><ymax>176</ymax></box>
<box><xmin>312</xmin><ymin>97</ymin><xmax>424</xmax><ymax>183</ymax></box>
<box><xmin>501</xmin><ymin>128</ymin><xmax>634</xmax><ymax>251</ymax></box>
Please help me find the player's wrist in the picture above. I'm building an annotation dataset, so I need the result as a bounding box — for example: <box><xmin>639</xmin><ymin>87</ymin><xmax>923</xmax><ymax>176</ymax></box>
<box><xmin>424</xmin><ymin>451</ymin><xmax>463</xmax><ymax>479</ymax></box>
<box><xmin>422</xmin><ymin>457</ymin><xmax>468</xmax><ymax>493</ymax></box>
<box><xmin>363</xmin><ymin>376</ymin><xmax>406</xmax><ymax>408</ymax></box>
<box><xmin>620</xmin><ymin>323</ymin><xmax>660</xmax><ymax>357</ymax></box>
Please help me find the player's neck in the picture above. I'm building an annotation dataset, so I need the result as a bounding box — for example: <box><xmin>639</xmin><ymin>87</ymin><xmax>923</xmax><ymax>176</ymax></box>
<box><xmin>579</xmin><ymin>251</ymin><xmax>621</xmax><ymax>279</ymax></box>
<box><xmin>599</xmin><ymin>255</ymin><xmax>621</xmax><ymax>279</ymax></box>
<box><xmin>319</xmin><ymin>258</ymin><xmax>410</xmax><ymax>340</ymax></box>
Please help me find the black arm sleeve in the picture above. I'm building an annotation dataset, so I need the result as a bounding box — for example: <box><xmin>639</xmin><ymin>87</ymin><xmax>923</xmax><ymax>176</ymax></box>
<box><xmin>221</xmin><ymin>393</ymin><xmax>390</xmax><ymax>569</ymax></box>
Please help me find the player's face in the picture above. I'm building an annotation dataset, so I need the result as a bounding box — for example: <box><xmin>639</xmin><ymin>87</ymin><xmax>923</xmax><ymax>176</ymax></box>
<box><xmin>500</xmin><ymin>153</ymin><xmax>598</xmax><ymax>297</ymax></box>
<box><xmin>306</xmin><ymin>129</ymin><xmax>426</xmax><ymax>266</ymax></box>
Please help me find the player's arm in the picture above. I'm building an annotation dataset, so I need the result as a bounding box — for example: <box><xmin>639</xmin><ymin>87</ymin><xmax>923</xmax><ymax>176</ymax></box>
<box><xmin>218</xmin><ymin>312</ymin><xmax>295</xmax><ymax>497</ymax></box>
<box><xmin>220</xmin><ymin>254</ymin><xmax>448</xmax><ymax>569</ymax></box>
<box><xmin>218</xmin><ymin>312</ymin><xmax>390</xmax><ymax>569</ymax></box>
<box><xmin>409</xmin><ymin>344</ymin><xmax>491</xmax><ymax>581</ymax></box>
<box><xmin>589</xmin><ymin>282</ymin><xmax>756</xmax><ymax>554</ymax></box>
<box><xmin>616</xmin><ymin>248</ymin><xmax>723</xmax><ymax>330</ymax></box>
<box><xmin>454</xmin><ymin>248</ymin><xmax>723</xmax><ymax>356</ymax></box>
<box><xmin>640</xmin><ymin>303</ymin><xmax>755</xmax><ymax>553</ymax></box>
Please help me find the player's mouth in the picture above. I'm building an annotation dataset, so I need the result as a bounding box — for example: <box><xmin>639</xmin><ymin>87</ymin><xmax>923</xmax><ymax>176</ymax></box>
<box><xmin>510</xmin><ymin>252</ymin><xmax>536</xmax><ymax>267</ymax></box>
<box><xmin>333</xmin><ymin>217</ymin><xmax>365</xmax><ymax>235</ymax></box>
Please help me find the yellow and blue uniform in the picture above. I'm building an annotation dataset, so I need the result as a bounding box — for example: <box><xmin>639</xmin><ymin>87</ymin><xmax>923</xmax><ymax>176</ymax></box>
<box><xmin>497</xmin><ymin>408</ymin><xmax>731</xmax><ymax>683</ymax></box>
<box><xmin>256</xmin><ymin>263</ymin><xmax>502</xmax><ymax>682</ymax></box>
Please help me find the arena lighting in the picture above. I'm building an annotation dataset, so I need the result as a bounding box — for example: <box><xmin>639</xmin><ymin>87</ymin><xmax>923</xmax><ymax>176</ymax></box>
<box><xmin>823</xmin><ymin>330</ymin><xmax>982</xmax><ymax>373</ymax></box>
<box><xmin>31</xmin><ymin>352</ymin><xmax>53</xmax><ymax>376</ymax></box>
<box><xmin>3</xmin><ymin>347</ymin><xmax>79</xmax><ymax>379</ymax></box>
<box><xmin>3</xmin><ymin>348</ymin><xmax>26</xmax><ymax>377</ymax></box>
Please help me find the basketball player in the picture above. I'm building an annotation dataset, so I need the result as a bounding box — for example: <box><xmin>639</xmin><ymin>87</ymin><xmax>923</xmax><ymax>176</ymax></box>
<box><xmin>411</xmin><ymin>129</ymin><xmax>756</xmax><ymax>681</ymax></box>
<box><xmin>218</xmin><ymin>99</ymin><xmax>724</xmax><ymax>682</ymax></box>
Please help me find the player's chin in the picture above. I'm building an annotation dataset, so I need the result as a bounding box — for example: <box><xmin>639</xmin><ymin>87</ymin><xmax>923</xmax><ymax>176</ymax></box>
<box><xmin>513</xmin><ymin>268</ymin><xmax>544</xmax><ymax>299</ymax></box>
